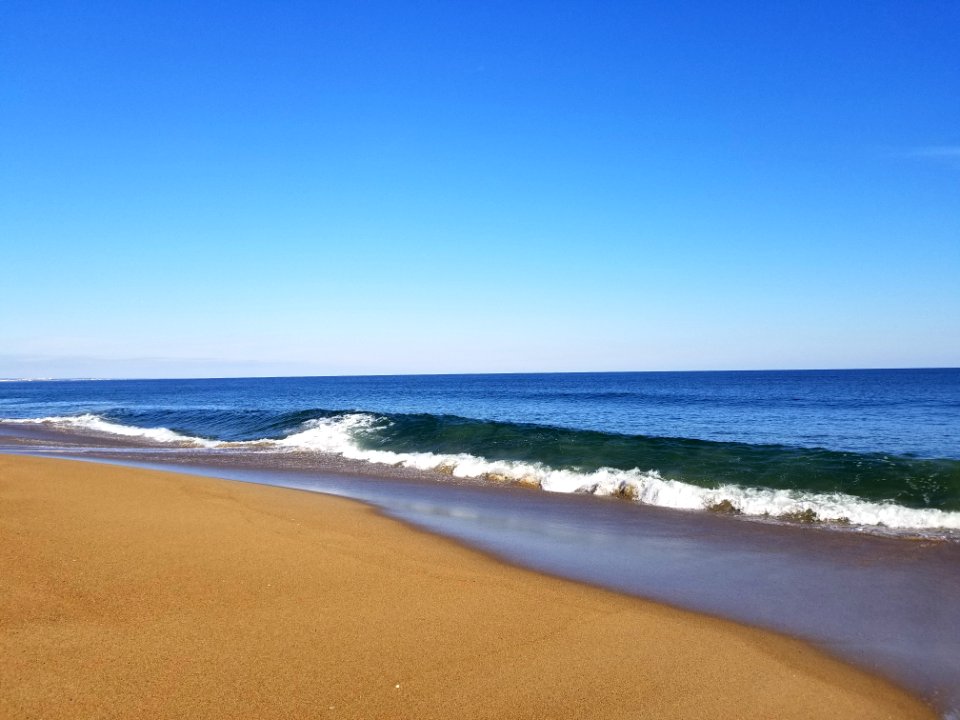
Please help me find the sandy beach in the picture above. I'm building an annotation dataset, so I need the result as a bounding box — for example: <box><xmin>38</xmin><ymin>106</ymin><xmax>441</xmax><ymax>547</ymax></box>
<box><xmin>1</xmin><ymin>454</ymin><xmax>934</xmax><ymax>719</ymax></box>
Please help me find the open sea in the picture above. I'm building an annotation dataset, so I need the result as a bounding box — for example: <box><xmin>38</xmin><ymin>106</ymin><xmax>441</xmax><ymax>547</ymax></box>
<box><xmin>2</xmin><ymin>368</ymin><xmax>959</xmax><ymax>533</ymax></box>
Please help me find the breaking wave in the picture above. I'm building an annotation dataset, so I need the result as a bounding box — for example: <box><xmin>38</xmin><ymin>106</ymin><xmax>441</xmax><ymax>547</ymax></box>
<box><xmin>3</xmin><ymin>413</ymin><xmax>218</xmax><ymax>446</ymax></box>
<box><xmin>4</xmin><ymin>410</ymin><xmax>960</xmax><ymax>533</ymax></box>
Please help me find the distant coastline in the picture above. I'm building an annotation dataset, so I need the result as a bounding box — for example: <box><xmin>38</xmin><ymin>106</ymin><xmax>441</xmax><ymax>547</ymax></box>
<box><xmin>2</xmin><ymin>365</ymin><xmax>959</xmax><ymax>383</ymax></box>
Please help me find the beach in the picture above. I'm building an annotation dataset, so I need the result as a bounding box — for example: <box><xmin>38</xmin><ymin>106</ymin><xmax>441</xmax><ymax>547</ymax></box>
<box><xmin>5</xmin><ymin>0</ymin><xmax>957</xmax><ymax>715</ymax></box>
<box><xmin>0</xmin><ymin>454</ymin><xmax>934</xmax><ymax>719</ymax></box>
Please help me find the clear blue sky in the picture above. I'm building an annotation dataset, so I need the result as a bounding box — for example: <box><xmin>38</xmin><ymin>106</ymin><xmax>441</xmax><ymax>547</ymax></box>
<box><xmin>2</xmin><ymin>1</ymin><xmax>958</xmax><ymax>377</ymax></box>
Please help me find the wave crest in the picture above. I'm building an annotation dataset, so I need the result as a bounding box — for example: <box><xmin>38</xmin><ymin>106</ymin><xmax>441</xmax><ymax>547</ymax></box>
<box><xmin>245</xmin><ymin>415</ymin><xmax>960</xmax><ymax>532</ymax></box>
<box><xmin>4</xmin><ymin>412</ymin><xmax>960</xmax><ymax>532</ymax></box>
<box><xmin>1</xmin><ymin>413</ymin><xmax>218</xmax><ymax>446</ymax></box>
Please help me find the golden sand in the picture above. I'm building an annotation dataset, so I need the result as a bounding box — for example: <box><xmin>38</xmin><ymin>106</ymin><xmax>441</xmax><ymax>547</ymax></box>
<box><xmin>0</xmin><ymin>455</ymin><xmax>933</xmax><ymax>719</ymax></box>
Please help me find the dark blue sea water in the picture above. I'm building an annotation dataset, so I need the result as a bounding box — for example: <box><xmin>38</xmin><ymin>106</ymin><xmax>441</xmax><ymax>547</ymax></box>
<box><xmin>2</xmin><ymin>369</ymin><xmax>959</xmax><ymax>530</ymax></box>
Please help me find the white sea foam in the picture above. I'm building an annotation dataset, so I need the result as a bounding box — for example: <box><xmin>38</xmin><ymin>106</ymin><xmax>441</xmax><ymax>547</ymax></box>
<box><xmin>0</xmin><ymin>414</ymin><xmax>218</xmax><ymax>447</ymax></box>
<box><xmin>254</xmin><ymin>415</ymin><xmax>960</xmax><ymax>532</ymax></box>
<box><xmin>5</xmin><ymin>413</ymin><xmax>960</xmax><ymax>532</ymax></box>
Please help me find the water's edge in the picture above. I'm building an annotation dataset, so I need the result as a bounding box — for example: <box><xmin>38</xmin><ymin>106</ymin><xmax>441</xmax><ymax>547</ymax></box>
<box><xmin>4</xmin><ymin>413</ymin><xmax>959</xmax><ymax>534</ymax></box>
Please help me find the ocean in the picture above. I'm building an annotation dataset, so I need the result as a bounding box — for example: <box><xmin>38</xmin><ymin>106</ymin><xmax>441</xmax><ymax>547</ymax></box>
<box><xmin>2</xmin><ymin>368</ymin><xmax>959</xmax><ymax>534</ymax></box>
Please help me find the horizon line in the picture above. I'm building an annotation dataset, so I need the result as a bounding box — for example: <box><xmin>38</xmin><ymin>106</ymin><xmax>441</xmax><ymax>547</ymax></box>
<box><xmin>2</xmin><ymin>365</ymin><xmax>958</xmax><ymax>382</ymax></box>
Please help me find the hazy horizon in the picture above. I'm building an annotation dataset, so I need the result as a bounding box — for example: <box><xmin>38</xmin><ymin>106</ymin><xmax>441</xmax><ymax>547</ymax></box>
<box><xmin>2</xmin><ymin>360</ymin><xmax>958</xmax><ymax>383</ymax></box>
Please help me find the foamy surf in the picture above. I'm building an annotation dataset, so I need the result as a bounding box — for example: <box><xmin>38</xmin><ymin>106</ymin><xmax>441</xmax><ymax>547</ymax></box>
<box><xmin>5</xmin><ymin>412</ymin><xmax>957</xmax><ymax>533</ymax></box>
<box><xmin>262</xmin><ymin>415</ymin><xmax>960</xmax><ymax>532</ymax></box>
<box><xmin>0</xmin><ymin>414</ymin><xmax>219</xmax><ymax>447</ymax></box>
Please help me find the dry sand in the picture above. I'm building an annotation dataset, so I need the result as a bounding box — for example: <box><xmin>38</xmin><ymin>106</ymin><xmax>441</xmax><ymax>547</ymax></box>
<box><xmin>0</xmin><ymin>454</ymin><xmax>933</xmax><ymax>719</ymax></box>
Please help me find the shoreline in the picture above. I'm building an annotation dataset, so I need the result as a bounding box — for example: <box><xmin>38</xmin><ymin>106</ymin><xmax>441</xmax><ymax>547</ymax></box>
<box><xmin>0</xmin><ymin>454</ymin><xmax>936</xmax><ymax>719</ymax></box>
<box><xmin>4</xmin><ymin>435</ymin><xmax>960</xmax><ymax>717</ymax></box>
<box><xmin>3</xmin><ymin>420</ymin><xmax>958</xmax><ymax>542</ymax></box>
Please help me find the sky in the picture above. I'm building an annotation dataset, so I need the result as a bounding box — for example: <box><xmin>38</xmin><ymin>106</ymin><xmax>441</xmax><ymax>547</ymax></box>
<box><xmin>1</xmin><ymin>0</ymin><xmax>958</xmax><ymax>378</ymax></box>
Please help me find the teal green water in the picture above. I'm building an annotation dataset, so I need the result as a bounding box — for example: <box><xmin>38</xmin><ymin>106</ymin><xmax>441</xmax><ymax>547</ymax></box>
<box><xmin>1</xmin><ymin>369</ymin><xmax>958</xmax><ymax>515</ymax></box>
<box><xmin>351</xmin><ymin>412</ymin><xmax>960</xmax><ymax>511</ymax></box>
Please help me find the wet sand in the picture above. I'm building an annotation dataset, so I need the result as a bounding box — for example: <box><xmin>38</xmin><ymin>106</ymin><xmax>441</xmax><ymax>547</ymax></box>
<box><xmin>0</xmin><ymin>454</ymin><xmax>934</xmax><ymax>719</ymax></box>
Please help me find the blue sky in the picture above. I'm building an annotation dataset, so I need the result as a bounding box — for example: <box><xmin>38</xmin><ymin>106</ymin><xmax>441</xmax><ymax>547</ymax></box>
<box><xmin>2</xmin><ymin>1</ymin><xmax>958</xmax><ymax>377</ymax></box>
